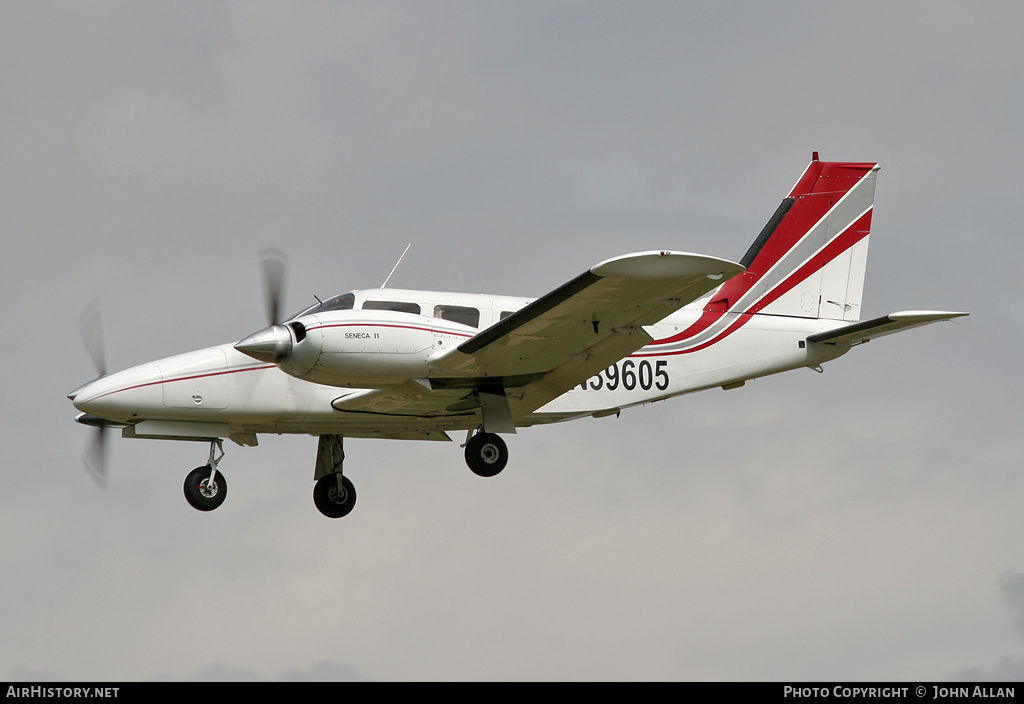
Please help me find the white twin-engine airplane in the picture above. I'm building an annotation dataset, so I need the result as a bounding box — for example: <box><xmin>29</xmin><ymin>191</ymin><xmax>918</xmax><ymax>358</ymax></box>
<box><xmin>69</xmin><ymin>155</ymin><xmax>966</xmax><ymax>518</ymax></box>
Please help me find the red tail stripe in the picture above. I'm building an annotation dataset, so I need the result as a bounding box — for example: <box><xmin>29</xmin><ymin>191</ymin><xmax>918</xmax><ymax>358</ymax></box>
<box><xmin>742</xmin><ymin>209</ymin><xmax>873</xmax><ymax>317</ymax></box>
<box><xmin>647</xmin><ymin>208</ymin><xmax>872</xmax><ymax>350</ymax></box>
<box><xmin>647</xmin><ymin>161</ymin><xmax>875</xmax><ymax>349</ymax></box>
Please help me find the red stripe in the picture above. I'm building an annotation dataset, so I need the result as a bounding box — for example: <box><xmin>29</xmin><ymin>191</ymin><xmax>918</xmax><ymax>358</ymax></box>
<box><xmin>639</xmin><ymin>209</ymin><xmax>871</xmax><ymax>356</ymax></box>
<box><xmin>711</xmin><ymin>168</ymin><xmax>872</xmax><ymax>313</ymax></box>
<box><xmin>743</xmin><ymin>209</ymin><xmax>872</xmax><ymax>317</ymax></box>
<box><xmin>634</xmin><ymin>314</ymin><xmax>753</xmax><ymax>357</ymax></box>
<box><xmin>647</xmin><ymin>164</ymin><xmax>875</xmax><ymax>350</ymax></box>
<box><xmin>89</xmin><ymin>364</ymin><xmax>276</xmax><ymax>401</ymax></box>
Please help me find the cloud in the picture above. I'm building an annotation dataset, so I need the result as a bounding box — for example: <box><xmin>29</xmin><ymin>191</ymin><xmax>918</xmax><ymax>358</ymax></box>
<box><xmin>952</xmin><ymin>573</ymin><xmax>1024</xmax><ymax>682</ymax></box>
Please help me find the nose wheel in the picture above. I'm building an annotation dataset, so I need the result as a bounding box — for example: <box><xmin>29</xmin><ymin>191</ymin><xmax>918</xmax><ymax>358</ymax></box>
<box><xmin>184</xmin><ymin>465</ymin><xmax>227</xmax><ymax>511</ymax></box>
<box><xmin>183</xmin><ymin>440</ymin><xmax>228</xmax><ymax>512</ymax></box>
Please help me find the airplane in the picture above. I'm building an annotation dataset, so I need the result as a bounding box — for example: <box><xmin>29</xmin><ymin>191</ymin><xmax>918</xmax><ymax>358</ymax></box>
<box><xmin>68</xmin><ymin>154</ymin><xmax>967</xmax><ymax>518</ymax></box>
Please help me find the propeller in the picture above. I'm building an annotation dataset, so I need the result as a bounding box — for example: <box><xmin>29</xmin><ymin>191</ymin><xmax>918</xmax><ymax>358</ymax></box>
<box><xmin>82</xmin><ymin>416</ymin><xmax>109</xmax><ymax>488</ymax></box>
<box><xmin>260</xmin><ymin>247</ymin><xmax>288</xmax><ymax>326</ymax></box>
<box><xmin>76</xmin><ymin>299</ymin><xmax>110</xmax><ymax>487</ymax></box>
<box><xmin>235</xmin><ymin>249</ymin><xmax>294</xmax><ymax>364</ymax></box>
<box><xmin>78</xmin><ymin>299</ymin><xmax>106</xmax><ymax>378</ymax></box>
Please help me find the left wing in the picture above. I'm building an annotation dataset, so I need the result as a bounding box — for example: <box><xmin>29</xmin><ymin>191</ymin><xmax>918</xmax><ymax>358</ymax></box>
<box><xmin>332</xmin><ymin>251</ymin><xmax>744</xmax><ymax>422</ymax></box>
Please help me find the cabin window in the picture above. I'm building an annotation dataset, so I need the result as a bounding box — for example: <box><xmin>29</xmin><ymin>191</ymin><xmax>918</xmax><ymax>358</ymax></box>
<box><xmin>363</xmin><ymin>300</ymin><xmax>421</xmax><ymax>315</ymax></box>
<box><xmin>499</xmin><ymin>311</ymin><xmax>515</xmax><ymax>321</ymax></box>
<box><xmin>434</xmin><ymin>305</ymin><xmax>480</xmax><ymax>328</ymax></box>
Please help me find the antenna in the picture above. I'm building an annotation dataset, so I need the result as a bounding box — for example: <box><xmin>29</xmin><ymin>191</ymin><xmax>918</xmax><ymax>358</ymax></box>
<box><xmin>381</xmin><ymin>243</ymin><xmax>412</xmax><ymax>288</ymax></box>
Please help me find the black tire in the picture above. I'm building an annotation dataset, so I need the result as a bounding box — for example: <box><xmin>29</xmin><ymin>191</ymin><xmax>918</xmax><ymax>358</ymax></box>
<box><xmin>465</xmin><ymin>432</ymin><xmax>508</xmax><ymax>477</ymax></box>
<box><xmin>183</xmin><ymin>465</ymin><xmax>227</xmax><ymax>511</ymax></box>
<box><xmin>313</xmin><ymin>474</ymin><xmax>357</xmax><ymax>518</ymax></box>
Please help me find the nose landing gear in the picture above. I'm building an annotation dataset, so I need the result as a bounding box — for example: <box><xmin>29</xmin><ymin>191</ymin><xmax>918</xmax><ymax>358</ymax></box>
<box><xmin>183</xmin><ymin>440</ymin><xmax>227</xmax><ymax>511</ymax></box>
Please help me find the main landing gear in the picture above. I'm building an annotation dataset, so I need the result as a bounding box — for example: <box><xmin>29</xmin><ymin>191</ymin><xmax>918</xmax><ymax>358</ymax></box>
<box><xmin>308</xmin><ymin>431</ymin><xmax>510</xmax><ymax>519</ymax></box>
<box><xmin>464</xmin><ymin>431</ymin><xmax>508</xmax><ymax>477</ymax></box>
<box><xmin>312</xmin><ymin>434</ymin><xmax>356</xmax><ymax>518</ymax></box>
<box><xmin>313</xmin><ymin>474</ymin><xmax>356</xmax><ymax>518</ymax></box>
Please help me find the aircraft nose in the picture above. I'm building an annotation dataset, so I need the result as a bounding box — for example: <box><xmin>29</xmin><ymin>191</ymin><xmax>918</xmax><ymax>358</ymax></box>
<box><xmin>69</xmin><ymin>376</ymin><xmax>116</xmax><ymax>407</ymax></box>
<box><xmin>235</xmin><ymin>324</ymin><xmax>293</xmax><ymax>364</ymax></box>
<box><xmin>69</xmin><ymin>363</ymin><xmax>162</xmax><ymax>422</ymax></box>
<box><xmin>68</xmin><ymin>380</ymin><xmax>95</xmax><ymax>402</ymax></box>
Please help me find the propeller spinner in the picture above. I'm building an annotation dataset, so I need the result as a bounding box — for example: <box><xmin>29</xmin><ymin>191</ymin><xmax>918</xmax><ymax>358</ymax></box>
<box><xmin>234</xmin><ymin>324</ymin><xmax>293</xmax><ymax>364</ymax></box>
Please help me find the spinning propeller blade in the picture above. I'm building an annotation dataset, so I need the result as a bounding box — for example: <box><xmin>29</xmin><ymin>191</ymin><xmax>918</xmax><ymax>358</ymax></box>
<box><xmin>78</xmin><ymin>299</ymin><xmax>106</xmax><ymax>378</ymax></box>
<box><xmin>235</xmin><ymin>249</ymin><xmax>295</xmax><ymax>363</ymax></box>
<box><xmin>260</xmin><ymin>248</ymin><xmax>288</xmax><ymax>325</ymax></box>
<box><xmin>84</xmin><ymin>425</ymin><xmax>108</xmax><ymax>488</ymax></box>
<box><xmin>76</xmin><ymin>300</ymin><xmax>111</xmax><ymax>487</ymax></box>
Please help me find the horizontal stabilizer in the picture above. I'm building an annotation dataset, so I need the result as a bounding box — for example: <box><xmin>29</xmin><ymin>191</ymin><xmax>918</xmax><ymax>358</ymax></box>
<box><xmin>807</xmin><ymin>310</ymin><xmax>968</xmax><ymax>346</ymax></box>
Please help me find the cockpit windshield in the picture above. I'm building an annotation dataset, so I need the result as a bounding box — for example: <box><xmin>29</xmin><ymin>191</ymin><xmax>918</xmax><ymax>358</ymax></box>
<box><xmin>288</xmin><ymin>293</ymin><xmax>355</xmax><ymax>320</ymax></box>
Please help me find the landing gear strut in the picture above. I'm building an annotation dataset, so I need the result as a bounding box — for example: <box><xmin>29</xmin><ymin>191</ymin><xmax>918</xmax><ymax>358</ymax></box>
<box><xmin>465</xmin><ymin>431</ymin><xmax>508</xmax><ymax>477</ymax></box>
<box><xmin>183</xmin><ymin>440</ymin><xmax>227</xmax><ymax>511</ymax></box>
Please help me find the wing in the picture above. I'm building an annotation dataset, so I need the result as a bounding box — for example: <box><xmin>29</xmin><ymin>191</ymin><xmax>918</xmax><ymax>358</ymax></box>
<box><xmin>331</xmin><ymin>251</ymin><xmax>744</xmax><ymax>425</ymax></box>
<box><xmin>807</xmin><ymin>310</ymin><xmax>968</xmax><ymax>346</ymax></box>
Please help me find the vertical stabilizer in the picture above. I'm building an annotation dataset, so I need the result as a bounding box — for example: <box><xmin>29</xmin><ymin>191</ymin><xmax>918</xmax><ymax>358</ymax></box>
<box><xmin>709</xmin><ymin>155</ymin><xmax>879</xmax><ymax>321</ymax></box>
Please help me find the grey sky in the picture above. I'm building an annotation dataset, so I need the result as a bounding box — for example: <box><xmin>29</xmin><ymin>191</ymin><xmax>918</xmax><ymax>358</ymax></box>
<box><xmin>1</xmin><ymin>1</ymin><xmax>1020</xmax><ymax>680</ymax></box>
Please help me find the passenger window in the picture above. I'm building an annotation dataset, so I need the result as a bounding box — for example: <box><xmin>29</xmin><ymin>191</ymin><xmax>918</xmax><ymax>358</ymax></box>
<box><xmin>363</xmin><ymin>301</ymin><xmax>421</xmax><ymax>315</ymax></box>
<box><xmin>499</xmin><ymin>311</ymin><xmax>515</xmax><ymax>321</ymax></box>
<box><xmin>435</xmin><ymin>305</ymin><xmax>480</xmax><ymax>328</ymax></box>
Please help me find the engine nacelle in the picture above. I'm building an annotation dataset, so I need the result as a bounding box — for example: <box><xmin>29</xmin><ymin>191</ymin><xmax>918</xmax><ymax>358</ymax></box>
<box><xmin>236</xmin><ymin>309</ymin><xmax>439</xmax><ymax>388</ymax></box>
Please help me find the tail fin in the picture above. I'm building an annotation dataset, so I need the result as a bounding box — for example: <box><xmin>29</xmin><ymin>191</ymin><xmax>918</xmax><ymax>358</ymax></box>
<box><xmin>708</xmin><ymin>153</ymin><xmax>879</xmax><ymax>321</ymax></box>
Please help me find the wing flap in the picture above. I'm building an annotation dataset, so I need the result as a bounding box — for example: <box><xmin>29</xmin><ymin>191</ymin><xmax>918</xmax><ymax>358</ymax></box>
<box><xmin>331</xmin><ymin>380</ymin><xmax>470</xmax><ymax>417</ymax></box>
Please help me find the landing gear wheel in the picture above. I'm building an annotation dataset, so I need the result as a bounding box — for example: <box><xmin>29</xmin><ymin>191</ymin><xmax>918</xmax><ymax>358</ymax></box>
<box><xmin>183</xmin><ymin>465</ymin><xmax>227</xmax><ymax>511</ymax></box>
<box><xmin>465</xmin><ymin>432</ymin><xmax>508</xmax><ymax>477</ymax></box>
<box><xmin>313</xmin><ymin>474</ymin><xmax>357</xmax><ymax>518</ymax></box>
